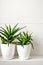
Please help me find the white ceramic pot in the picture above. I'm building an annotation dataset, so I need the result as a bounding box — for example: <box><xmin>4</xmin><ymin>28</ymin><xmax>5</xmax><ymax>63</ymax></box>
<box><xmin>17</xmin><ymin>44</ymin><xmax>31</xmax><ymax>60</ymax></box>
<box><xmin>1</xmin><ymin>44</ymin><xmax>15</xmax><ymax>60</ymax></box>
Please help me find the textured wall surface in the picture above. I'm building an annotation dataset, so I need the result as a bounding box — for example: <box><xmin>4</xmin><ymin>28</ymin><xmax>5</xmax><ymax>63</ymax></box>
<box><xmin>0</xmin><ymin>0</ymin><xmax>43</xmax><ymax>56</ymax></box>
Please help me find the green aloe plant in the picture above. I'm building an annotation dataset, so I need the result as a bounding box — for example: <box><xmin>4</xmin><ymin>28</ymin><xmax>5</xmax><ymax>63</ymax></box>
<box><xmin>0</xmin><ymin>24</ymin><xmax>24</xmax><ymax>45</ymax></box>
<box><xmin>17</xmin><ymin>32</ymin><xmax>34</xmax><ymax>48</ymax></box>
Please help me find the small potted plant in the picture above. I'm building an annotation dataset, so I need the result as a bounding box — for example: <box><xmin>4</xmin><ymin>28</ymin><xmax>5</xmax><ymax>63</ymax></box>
<box><xmin>0</xmin><ymin>24</ymin><xmax>22</xmax><ymax>59</ymax></box>
<box><xmin>17</xmin><ymin>32</ymin><xmax>34</xmax><ymax>60</ymax></box>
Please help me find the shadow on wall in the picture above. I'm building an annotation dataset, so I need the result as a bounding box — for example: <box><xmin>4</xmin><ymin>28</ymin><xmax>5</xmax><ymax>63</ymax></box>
<box><xmin>30</xmin><ymin>35</ymin><xmax>40</xmax><ymax>56</ymax></box>
<box><xmin>0</xmin><ymin>44</ymin><xmax>2</xmax><ymax>56</ymax></box>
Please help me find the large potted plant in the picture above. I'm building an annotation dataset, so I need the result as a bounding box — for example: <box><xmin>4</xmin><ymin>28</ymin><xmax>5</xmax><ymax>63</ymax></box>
<box><xmin>0</xmin><ymin>24</ymin><xmax>22</xmax><ymax>59</ymax></box>
<box><xmin>17</xmin><ymin>32</ymin><xmax>34</xmax><ymax>60</ymax></box>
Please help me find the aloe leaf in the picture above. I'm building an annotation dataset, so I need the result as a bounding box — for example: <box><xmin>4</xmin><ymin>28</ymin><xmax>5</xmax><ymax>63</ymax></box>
<box><xmin>0</xmin><ymin>35</ymin><xmax>8</xmax><ymax>42</ymax></box>
<box><xmin>5</xmin><ymin>24</ymin><xmax>9</xmax><ymax>33</ymax></box>
<box><xmin>0</xmin><ymin>32</ymin><xmax>8</xmax><ymax>39</ymax></box>
<box><xmin>9</xmin><ymin>25</ymin><xmax>11</xmax><ymax>34</ymax></box>
<box><xmin>12</xmin><ymin>23</ymin><xmax>18</xmax><ymax>32</ymax></box>
<box><xmin>11</xmin><ymin>28</ymin><xmax>20</xmax><ymax>35</ymax></box>
<box><xmin>29</xmin><ymin>41</ymin><xmax>34</xmax><ymax>49</ymax></box>
<box><xmin>0</xmin><ymin>27</ymin><xmax>9</xmax><ymax>36</ymax></box>
<box><xmin>0</xmin><ymin>24</ymin><xmax>24</xmax><ymax>44</ymax></box>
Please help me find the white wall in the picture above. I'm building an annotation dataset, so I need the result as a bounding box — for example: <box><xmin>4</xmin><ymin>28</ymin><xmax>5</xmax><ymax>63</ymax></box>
<box><xmin>0</xmin><ymin>0</ymin><xmax>43</xmax><ymax>56</ymax></box>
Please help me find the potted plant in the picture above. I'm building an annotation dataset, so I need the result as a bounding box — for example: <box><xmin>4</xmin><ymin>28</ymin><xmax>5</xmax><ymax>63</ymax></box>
<box><xmin>0</xmin><ymin>24</ymin><xmax>22</xmax><ymax>59</ymax></box>
<box><xmin>17</xmin><ymin>32</ymin><xmax>34</xmax><ymax>60</ymax></box>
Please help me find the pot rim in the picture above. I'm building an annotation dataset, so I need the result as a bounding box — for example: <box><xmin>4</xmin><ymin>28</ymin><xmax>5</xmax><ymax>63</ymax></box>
<box><xmin>17</xmin><ymin>44</ymin><xmax>31</xmax><ymax>46</ymax></box>
<box><xmin>1</xmin><ymin>43</ymin><xmax>15</xmax><ymax>45</ymax></box>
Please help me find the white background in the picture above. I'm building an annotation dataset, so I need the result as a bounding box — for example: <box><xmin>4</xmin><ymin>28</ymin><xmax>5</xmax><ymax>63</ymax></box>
<box><xmin>0</xmin><ymin>0</ymin><xmax>43</xmax><ymax>56</ymax></box>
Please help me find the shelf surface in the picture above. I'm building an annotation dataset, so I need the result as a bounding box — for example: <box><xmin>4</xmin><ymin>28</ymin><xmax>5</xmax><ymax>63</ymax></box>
<box><xmin>0</xmin><ymin>56</ymin><xmax>43</xmax><ymax>65</ymax></box>
<box><xmin>0</xmin><ymin>56</ymin><xmax>43</xmax><ymax>61</ymax></box>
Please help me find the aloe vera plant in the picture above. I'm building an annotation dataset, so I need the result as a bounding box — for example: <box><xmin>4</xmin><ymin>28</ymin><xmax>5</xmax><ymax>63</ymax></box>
<box><xmin>0</xmin><ymin>24</ymin><xmax>23</xmax><ymax>45</ymax></box>
<box><xmin>17</xmin><ymin>32</ymin><xmax>34</xmax><ymax>48</ymax></box>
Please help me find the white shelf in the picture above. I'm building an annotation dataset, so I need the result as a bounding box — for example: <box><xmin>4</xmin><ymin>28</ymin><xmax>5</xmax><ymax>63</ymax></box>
<box><xmin>0</xmin><ymin>56</ymin><xmax>43</xmax><ymax>65</ymax></box>
<box><xmin>0</xmin><ymin>56</ymin><xmax>43</xmax><ymax>61</ymax></box>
